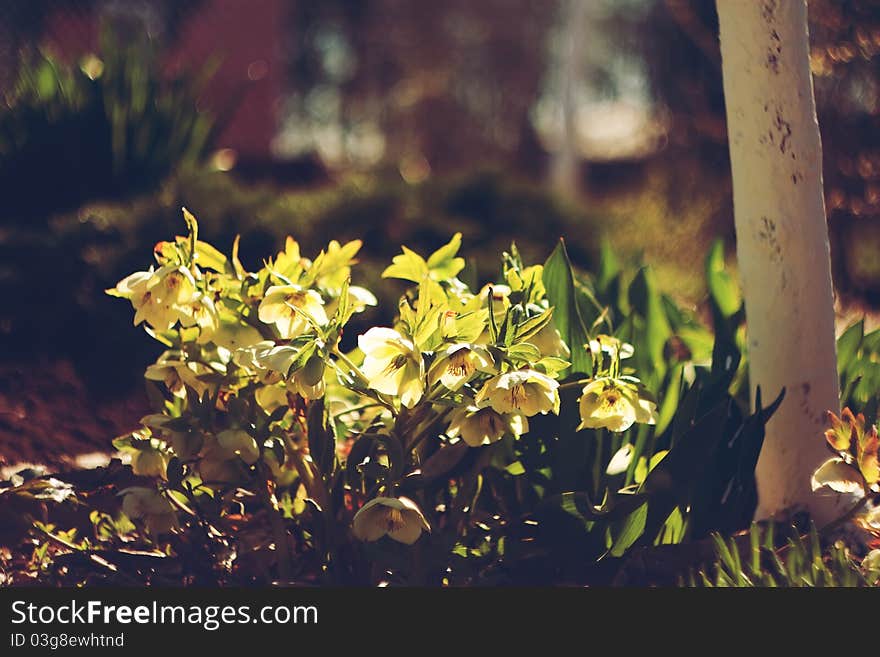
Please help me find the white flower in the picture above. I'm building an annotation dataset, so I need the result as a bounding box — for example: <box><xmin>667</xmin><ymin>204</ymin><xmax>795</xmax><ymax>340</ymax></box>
<box><xmin>109</xmin><ymin>265</ymin><xmax>199</xmax><ymax>331</ymax></box>
<box><xmin>181</xmin><ymin>294</ymin><xmax>220</xmax><ymax>341</ymax></box>
<box><xmin>144</xmin><ymin>351</ymin><xmax>217</xmax><ymax>398</ymax></box>
<box><xmin>446</xmin><ymin>405</ymin><xmax>528</xmax><ymax>447</ymax></box>
<box><xmin>427</xmin><ymin>344</ymin><xmax>494</xmax><ymax>391</ymax></box>
<box><xmin>530</xmin><ymin>324</ymin><xmax>570</xmax><ymax>358</ymax></box>
<box><xmin>358</xmin><ymin>327</ymin><xmax>425</xmax><ymax>409</ymax></box>
<box><xmin>217</xmin><ymin>429</ymin><xmax>260</xmax><ymax>465</ymax></box>
<box><xmin>120</xmin><ymin>487</ymin><xmax>178</xmax><ymax>534</ymax></box>
<box><xmin>258</xmin><ymin>285</ymin><xmax>328</xmax><ymax>338</ymax></box>
<box><xmin>475</xmin><ymin>369</ymin><xmax>560</xmax><ymax>416</ymax></box>
<box><xmin>352</xmin><ymin>496</ymin><xmax>430</xmax><ymax>544</ymax></box>
<box><xmin>131</xmin><ymin>448</ymin><xmax>168</xmax><ymax>478</ymax></box>
<box><xmin>587</xmin><ymin>334</ymin><xmax>634</xmax><ymax>360</ymax></box>
<box><xmin>577</xmin><ymin>378</ymin><xmax>657</xmax><ymax>432</ymax></box>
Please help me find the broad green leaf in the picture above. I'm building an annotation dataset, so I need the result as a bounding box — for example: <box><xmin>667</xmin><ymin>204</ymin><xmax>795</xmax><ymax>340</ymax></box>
<box><xmin>609</xmin><ymin>501</ymin><xmax>648</xmax><ymax>557</ymax></box>
<box><xmin>629</xmin><ymin>266</ymin><xmax>672</xmax><ymax>373</ymax></box>
<box><xmin>382</xmin><ymin>246</ymin><xmax>429</xmax><ymax>283</ymax></box>
<box><xmin>507</xmin><ymin>342</ymin><xmax>542</xmax><ymax>363</ymax></box>
<box><xmin>426</xmin><ymin>232</ymin><xmax>465</xmax><ymax>280</ymax></box>
<box><xmin>193</xmin><ymin>240</ymin><xmax>228</xmax><ymax>272</ymax></box>
<box><xmin>837</xmin><ymin>320</ymin><xmax>863</xmax><ymax>376</ymax></box>
<box><xmin>542</xmin><ymin>240</ymin><xmax>593</xmax><ymax>376</ymax></box>
<box><xmin>654</xmin><ymin>365</ymin><xmax>683</xmax><ymax>435</ymax></box>
<box><xmin>513</xmin><ymin>307</ymin><xmax>554</xmax><ymax>343</ymax></box>
<box><xmin>705</xmin><ymin>239</ymin><xmax>741</xmax><ymax>318</ymax></box>
<box><xmin>596</xmin><ymin>239</ymin><xmax>620</xmax><ymax>295</ymax></box>
<box><xmin>634</xmin><ymin>449</ymin><xmax>668</xmax><ymax>484</ymax></box>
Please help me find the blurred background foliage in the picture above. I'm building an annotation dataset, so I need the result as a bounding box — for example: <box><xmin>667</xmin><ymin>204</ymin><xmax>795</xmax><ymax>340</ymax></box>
<box><xmin>1</xmin><ymin>0</ymin><xmax>880</xmax><ymax>462</ymax></box>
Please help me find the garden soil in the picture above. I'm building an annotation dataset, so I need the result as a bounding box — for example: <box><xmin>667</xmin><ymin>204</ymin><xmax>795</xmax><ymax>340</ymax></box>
<box><xmin>0</xmin><ymin>361</ymin><xmax>148</xmax><ymax>474</ymax></box>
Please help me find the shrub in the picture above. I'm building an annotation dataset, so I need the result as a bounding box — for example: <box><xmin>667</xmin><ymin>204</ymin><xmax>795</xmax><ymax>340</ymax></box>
<box><xmin>0</xmin><ymin>209</ymin><xmax>789</xmax><ymax>586</ymax></box>
<box><xmin>0</xmin><ymin>26</ymin><xmax>215</xmax><ymax>224</ymax></box>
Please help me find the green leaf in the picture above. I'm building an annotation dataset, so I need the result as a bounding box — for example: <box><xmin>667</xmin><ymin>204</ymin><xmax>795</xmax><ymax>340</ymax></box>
<box><xmin>837</xmin><ymin>320</ymin><xmax>864</xmax><ymax>376</ymax></box>
<box><xmin>307</xmin><ymin>398</ymin><xmax>336</xmax><ymax>476</ymax></box>
<box><xmin>628</xmin><ymin>266</ymin><xmax>672</xmax><ymax>374</ymax></box>
<box><xmin>609</xmin><ymin>501</ymin><xmax>648</xmax><ymax>557</ymax></box>
<box><xmin>654</xmin><ymin>366</ymin><xmax>682</xmax><ymax>436</ymax></box>
<box><xmin>382</xmin><ymin>246</ymin><xmax>429</xmax><ymax>283</ymax></box>
<box><xmin>182</xmin><ymin>207</ymin><xmax>199</xmax><ymax>261</ymax></box>
<box><xmin>542</xmin><ymin>240</ymin><xmax>593</xmax><ymax>376</ymax></box>
<box><xmin>35</xmin><ymin>59</ymin><xmax>59</xmax><ymax>99</ymax></box>
<box><xmin>193</xmin><ymin>240</ymin><xmax>228</xmax><ymax>272</ymax></box>
<box><xmin>634</xmin><ymin>450</ymin><xmax>669</xmax><ymax>484</ymax></box>
<box><xmin>513</xmin><ymin>307</ymin><xmax>555</xmax><ymax>344</ymax></box>
<box><xmin>426</xmin><ymin>232</ymin><xmax>465</xmax><ymax>280</ymax></box>
<box><xmin>596</xmin><ymin>239</ymin><xmax>620</xmax><ymax>295</ymax></box>
<box><xmin>705</xmin><ymin>239</ymin><xmax>741</xmax><ymax>318</ymax></box>
<box><xmin>507</xmin><ymin>342</ymin><xmax>542</xmax><ymax>363</ymax></box>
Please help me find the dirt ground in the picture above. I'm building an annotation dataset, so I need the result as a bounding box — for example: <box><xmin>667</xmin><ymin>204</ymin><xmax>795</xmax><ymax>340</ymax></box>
<box><xmin>0</xmin><ymin>360</ymin><xmax>149</xmax><ymax>474</ymax></box>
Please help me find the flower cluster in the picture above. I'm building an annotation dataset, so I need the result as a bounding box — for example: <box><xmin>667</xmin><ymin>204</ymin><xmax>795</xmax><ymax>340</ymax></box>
<box><xmin>108</xmin><ymin>211</ymin><xmax>660</xmax><ymax>554</ymax></box>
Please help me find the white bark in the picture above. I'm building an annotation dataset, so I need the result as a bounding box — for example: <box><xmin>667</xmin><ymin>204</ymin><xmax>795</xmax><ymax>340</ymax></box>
<box><xmin>717</xmin><ymin>0</ymin><xmax>846</xmax><ymax>524</ymax></box>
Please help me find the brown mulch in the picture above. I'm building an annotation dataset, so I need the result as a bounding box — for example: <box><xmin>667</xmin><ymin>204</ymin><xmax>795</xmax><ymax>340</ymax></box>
<box><xmin>0</xmin><ymin>361</ymin><xmax>149</xmax><ymax>472</ymax></box>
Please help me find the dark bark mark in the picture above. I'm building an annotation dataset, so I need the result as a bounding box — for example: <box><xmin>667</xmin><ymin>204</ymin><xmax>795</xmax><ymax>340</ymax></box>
<box><xmin>757</xmin><ymin>215</ymin><xmax>783</xmax><ymax>266</ymax></box>
<box><xmin>799</xmin><ymin>381</ymin><xmax>823</xmax><ymax>426</ymax></box>
<box><xmin>774</xmin><ymin>109</ymin><xmax>792</xmax><ymax>155</ymax></box>
<box><xmin>767</xmin><ymin>29</ymin><xmax>782</xmax><ymax>74</ymax></box>
<box><xmin>761</xmin><ymin>0</ymin><xmax>779</xmax><ymax>22</ymax></box>
<box><xmin>763</xmin><ymin>2</ymin><xmax>782</xmax><ymax>74</ymax></box>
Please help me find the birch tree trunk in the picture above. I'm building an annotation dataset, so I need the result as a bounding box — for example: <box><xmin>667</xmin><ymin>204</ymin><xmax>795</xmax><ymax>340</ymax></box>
<box><xmin>716</xmin><ymin>0</ymin><xmax>846</xmax><ymax>525</ymax></box>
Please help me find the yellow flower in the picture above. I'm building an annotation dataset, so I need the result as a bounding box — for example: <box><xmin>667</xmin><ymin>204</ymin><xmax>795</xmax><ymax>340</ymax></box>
<box><xmin>446</xmin><ymin>405</ymin><xmax>528</xmax><ymax>447</ymax></box>
<box><xmin>358</xmin><ymin>327</ymin><xmax>425</xmax><ymax>408</ymax></box>
<box><xmin>474</xmin><ymin>369</ymin><xmax>560</xmax><ymax>416</ymax></box>
<box><xmin>577</xmin><ymin>378</ymin><xmax>657</xmax><ymax>432</ymax></box>
<box><xmin>427</xmin><ymin>344</ymin><xmax>494</xmax><ymax>391</ymax></box>
<box><xmin>109</xmin><ymin>265</ymin><xmax>199</xmax><ymax>331</ymax></box>
<box><xmin>258</xmin><ymin>285</ymin><xmax>328</xmax><ymax>339</ymax></box>
<box><xmin>352</xmin><ymin>496</ymin><xmax>430</xmax><ymax>544</ymax></box>
<box><xmin>120</xmin><ymin>487</ymin><xmax>178</xmax><ymax>534</ymax></box>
